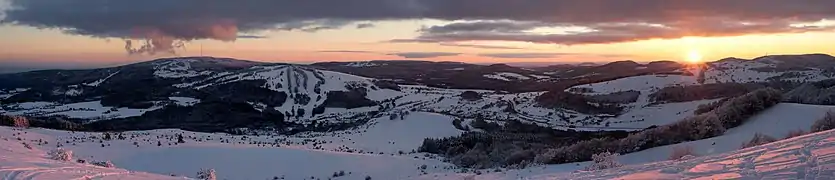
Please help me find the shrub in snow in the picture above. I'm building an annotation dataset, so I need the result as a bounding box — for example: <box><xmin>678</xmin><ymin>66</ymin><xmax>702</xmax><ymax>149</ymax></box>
<box><xmin>812</xmin><ymin>111</ymin><xmax>835</xmax><ymax>133</ymax></box>
<box><xmin>91</xmin><ymin>161</ymin><xmax>115</xmax><ymax>168</ymax></box>
<box><xmin>22</xmin><ymin>142</ymin><xmax>32</xmax><ymax>150</ymax></box>
<box><xmin>712</xmin><ymin>88</ymin><xmax>782</xmax><ymax>128</ymax></box>
<box><xmin>452</xmin><ymin>119</ymin><xmax>468</xmax><ymax>131</ymax></box>
<box><xmin>785</xmin><ymin>129</ymin><xmax>808</xmax><ymax>139</ymax></box>
<box><xmin>504</xmin><ymin>150</ymin><xmax>536</xmax><ymax>166</ymax></box>
<box><xmin>196</xmin><ymin>168</ymin><xmax>216</xmax><ymax>180</ymax></box>
<box><xmin>741</xmin><ymin>133</ymin><xmax>777</xmax><ymax>149</ymax></box>
<box><xmin>693</xmin><ymin>98</ymin><xmax>731</xmax><ymax>115</ymax></box>
<box><xmin>0</xmin><ymin>115</ymin><xmax>29</xmax><ymax>128</ymax></box>
<box><xmin>460</xmin><ymin>91</ymin><xmax>482</xmax><ymax>101</ymax></box>
<box><xmin>669</xmin><ymin>145</ymin><xmax>696</xmax><ymax>160</ymax></box>
<box><xmin>48</xmin><ymin>148</ymin><xmax>73</xmax><ymax>161</ymax></box>
<box><xmin>583</xmin><ymin>152</ymin><xmax>622</xmax><ymax>171</ymax></box>
<box><xmin>676</xmin><ymin>113</ymin><xmax>726</xmax><ymax>140</ymax></box>
<box><xmin>364</xmin><ymin>175</ymin><xmax>372</xmax><ymax>180</ymax></box>
<box><xmin>450</xmin><ymin>143</ymin><xmax>490</xmax><ymax>168</ymax></box>
<box><xmin>12</xmin><ymin>116</ymin><xmax>29</xmax><ymax>128</ymax></box>
<box><xmin>332</xmin><ymin>170</ymin><xmax>346</xmax><ymax>177</ymax></box>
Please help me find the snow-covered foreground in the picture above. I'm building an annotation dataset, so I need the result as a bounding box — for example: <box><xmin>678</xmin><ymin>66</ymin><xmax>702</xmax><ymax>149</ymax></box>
<box><xmin>420</xmin><ymin>103</ymin><xmax>835</xmax><ymax>179</ymax></box>
<box><xmin>0</xmin><ymin>112</ymin><xmax>463</xmax><ymax>180</ymax></box>
<box><xmin>4</xmin><ymin>104</ymin><xmax>835</xmax><ymax>180</ymax></box>
<box><xmin>534</xmin><ymin>128</ymin><xmax>835</xmax><ymax>179</ymax></box>
<box><xmin>0</xmin><ymin>129</ymin><xmax>183</xmax><ymax>180</ymax></box>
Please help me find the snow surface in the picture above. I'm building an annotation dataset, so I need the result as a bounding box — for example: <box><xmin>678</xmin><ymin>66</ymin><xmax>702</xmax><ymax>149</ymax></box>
<box><xmin>420</xmin><ymin>103</ymin><xmax>835</xmax><ymax>179</ymax></box>
<box><xmin>0</xmin><ymin>101</ymin><xmax>162</xmax><ymax>121</ymax></box>
<box><xmin>569</xmin><ymin>74</ymin><xmax>697</xmax><ymax>95</ymax></box>
<box><xmin>3</xmin><ymin>103</ymin><xmax>835</xmax><ymax>179</ymax></box>
<box><xmin>483</xmin><ymin>72</ymin><xmax>531</xmax><ymax>81</ymax></box>
<box><xmin>603</xmin><ymin>99</ymin><xmax>721</xmax><ymax>128</ymax></box>
<box><xmin>0</xmin><ymin>128</ymin><xmax>185</xmax><ymax>180</ymax></box>
<box><xmin>0</xmin><ymin>111</ymin><xmax>464</xmax><ymax>180</ymax></box>
<box><xmin>84</xmin><ymin>71</ymin><xmax>120</xmax><ymax>87</ymax></box>
<box><xmin>0</xmin><ymin>88</ymin><xmax>28</xmax><ymax>100</ymax></box>
<box><xmin>168</xmin><ymin>97</ymin><xmax>201</xmax><ymax>107</ymax></box>
<box><xmin>181</xmin><ymin>65</ymin><xmax>399</xmax><ymax>121</ymax></box>
<box><xmin>702</xmin><ymin>59</ymin><xmax>834</xmax><ymax>84</ymax></box>
<box><xmin>529</xmin><ymin>74</ymin><xmax>551</xmax><ymax>79</ymax></box>
<box><xmin>345</xmin><ymin>61</ymin><xmax>385</xmax><ymax>67</ymax></box>
<box><xmin>152</xmin><ymin>59</ymin><xmax>215</xmax><ymax>78</ymax></box>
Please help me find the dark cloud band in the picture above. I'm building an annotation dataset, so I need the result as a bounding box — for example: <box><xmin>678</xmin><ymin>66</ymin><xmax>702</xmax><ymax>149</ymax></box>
<box><xmin>3</xmin><ymin>0</ymin><xmax>834</xmax><ymax>54</ymax></box>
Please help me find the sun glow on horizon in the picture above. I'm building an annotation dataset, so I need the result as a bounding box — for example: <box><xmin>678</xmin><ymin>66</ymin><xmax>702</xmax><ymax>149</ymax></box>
<box><xmin>686</xmin><ymin>49</ymin><xmax>704</xmax><ymax>64</ymax></box>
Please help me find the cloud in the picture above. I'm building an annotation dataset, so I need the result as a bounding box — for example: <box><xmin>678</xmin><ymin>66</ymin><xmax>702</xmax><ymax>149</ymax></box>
<box><xmin>318</xmin><ymin>50</ymin><xmax>375</xmax><ymax>53</ymax></box>
<box><xmin>388</xmin><ymin>52</ymin><xmax>461</xmax><ymax>58</ymax></box>
<box><xmin>478</xmin><ymin>53</ymin><xmax>629</xmax><ymax>59</ymax></box>
<box><xmin>438</xmin><ymin>43</ymin><xmax>524</xmax><ymax>50</ymax></box>
<box><xmin>3</xmin><ymin>0</ymin><xmax>835</xmax><ymax>53</ymax></box>
<box><xmin>478</xmin><ymin>53</ymin><xmax>575</xmax><ymax>59</ymax></box>
<box><xmin>420</xmin><ymin>21</ymin><xmax>550</xmax><ymax>34</ymax></box>
<box><xmin>356</xmin><ymin>23</ymin><xmax>375</xmax><ymax>29</ymax></box>
<box><xmin>396</xmin><ymin>20</ymin><xmax>835</xmax><ymax>45</ymax></box>
<box><xmin>237</xmin><ymin>35</ymin><xmax>269</xmax><ymax>39</ymax></box>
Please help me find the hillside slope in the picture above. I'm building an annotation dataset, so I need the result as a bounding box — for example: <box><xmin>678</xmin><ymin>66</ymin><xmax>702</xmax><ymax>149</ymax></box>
<box><xmin>418</xmin><ymin>103</ymin><xmax>835</xmax><ymax>179</ymax></box>
<box><xmin>0</xmin><ymin>111</ymin><xmax>465</xmax><ymax>180</ymax></box>
<box><xmin>0</xmin><ymin>129</ymin><xmax>183</xmax><ymax>180</ymax></box>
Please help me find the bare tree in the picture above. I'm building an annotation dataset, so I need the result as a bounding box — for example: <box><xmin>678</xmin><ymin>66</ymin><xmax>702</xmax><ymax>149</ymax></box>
<box><xmin>197</xmin><ymin>168</ymin><xmax>217</xmax><ymax>180</ymax></box>
<box><xmin>584</xmin><ymin>152</ymin><xmax>622</xmax><ymax>171</ymax></box>
<box><xmin>13</xmin><ymin>116</ymin><xmax>29</xmax><ymax>129</ymax></box>
<box><xmin>48</xmin><ymin>148</ymin><xmax>73</xmax><ymax>161</ymax></box>
<box><xmin>812</xmin><ymin>111</ymin><xmax>835</xmax><ymax>133</ymax></box>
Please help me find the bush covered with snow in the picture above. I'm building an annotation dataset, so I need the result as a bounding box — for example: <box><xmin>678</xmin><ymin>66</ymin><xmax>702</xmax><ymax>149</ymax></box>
<box><xmin>585</xmin><ymin>90</ymin><xmax>641</xmax><ymax>104</ymax></box>
<box><xmin>91</xmin><ymin>161</ymin><xmax>116</xmax><ymax>168</ymax></box>
<box><xmin>741</xmin><ymin>133</ymin><xmax>777</xmax><ymax>149</ymax></box>
<box><xmin>650</xmin><ymin>83</ymin><xmax>760</xmax><ymax>103</ymax></box>
<box><xmin>583</xmin><ymin>152</ymin><xmax>622</xmax><ymax>171</ymax></box>
<box><xmin>669</xmin><ymin>145</ymin><xmax>696</xmax><ymax>160</ymax></box>
<box><xmin>48</xmin><ymin>148</ymin><xmax>73</xmax><ymax>161</ymax></box>
<box><xmin>784</xmin><ymin>80</ymin><xmax>835</xmax><ymax>105</ymax></box>
<box><xmin>812</xmin><ymin>111</ymin><xmax>835</xmax><ymax>133</ymax></box>
<box><xmin>0</xmin><ymin>115</ymin><xmax>29</xmax><ymax>128</ymax></box>
<box><xmin>712</xmin><ymin>88</ymin><xmax>782</xmax><ymax>128</ymax></box>
<box><xmin>196</xmin><ymin>168</ymin><xmax>217</xmax><ymax>180</ymax></box>
<box><xmin>693</xmin><ymin>98</ymin><xmax>729</xmax><ymax>115</ymax></box>
<box><xmin>419</xmin><ymin>120</ymin><xmax>629</xmax><ymax>168</ymax></box>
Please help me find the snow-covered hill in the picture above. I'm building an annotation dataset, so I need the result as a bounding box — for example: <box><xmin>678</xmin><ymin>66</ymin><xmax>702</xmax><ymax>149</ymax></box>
<box><xmin>5</xmin><ymin>103</ymin><xmax>835</xmax><ymax>180</ymax></box>
<box><xmin>418</xmin><ymin>103</ymin><xmax>835</xmax><ymax>179</ymax></box>
<box><xmin>0</xmin><ymin>129</ymin><xmax>183</xmax><ymax>180</ymax></box>
<box><xmin>703</xmin><ymin>54</ymin><xmax>835</xmax><ymax>84</ymax></box>
<box><xmin>0</xmin><ymin>111</ymin><xmax>464</xmax><ymax>180</ymax></box>
<box><xmin>4</xmin><ymin>54</ymin><xmax>834</xmax><ymax>132</ymax></box>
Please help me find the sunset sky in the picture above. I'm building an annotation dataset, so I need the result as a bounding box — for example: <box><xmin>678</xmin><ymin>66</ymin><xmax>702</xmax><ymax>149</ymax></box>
<box><xmin>1</xmin><ymin>0</ymin><xmax>834</xmax><ymax>71</ymax></box>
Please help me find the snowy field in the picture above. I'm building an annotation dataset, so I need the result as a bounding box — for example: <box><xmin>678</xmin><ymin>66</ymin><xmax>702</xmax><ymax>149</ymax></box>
<box><xmin>0</xmin><ymin>112</ymin><xmax>464</xmax><ymax>180</ymax></box>
<box><xmin>0</xmin><ymin>101</ymin><xmax>163</xmax><ymax>121</ymax></box>
<box><xmin>418</xmin><ymin>103</ymin><xmax>835</xmax><ymax>179</ymax></box>
<box><xmin>3</xmin><ymin>103</ymin><xmax>835</xmax><ymax>179</ymax></box>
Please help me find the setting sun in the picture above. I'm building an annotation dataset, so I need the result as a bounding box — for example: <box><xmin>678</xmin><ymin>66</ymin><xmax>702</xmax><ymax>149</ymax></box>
<box><xmin>686</xmin><ymin>50</ymin><xmax>704</xmax><ymax>64</ymax></box>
